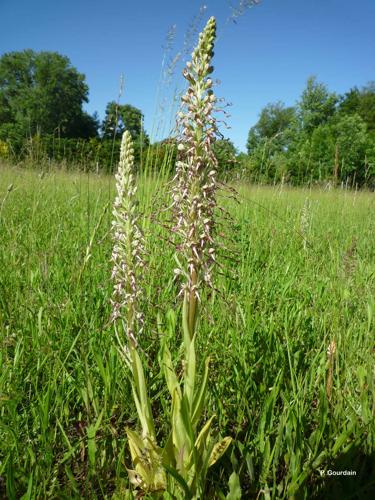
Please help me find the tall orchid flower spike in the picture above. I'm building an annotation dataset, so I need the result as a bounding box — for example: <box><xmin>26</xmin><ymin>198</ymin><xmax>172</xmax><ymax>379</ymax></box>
<box><xmin>111</xmin><ymin>131</ymin><xmax>166</xmax><ymax>493</ymax></box>
<box><xmin>172</xmin><ymin>16</ymin><xmax>219</xmax><ymax>340</ymax></box>
<box><xmin>111</xmin><ymin>130</ymin><xmax>144</xmax><ymax>348</ymax></box>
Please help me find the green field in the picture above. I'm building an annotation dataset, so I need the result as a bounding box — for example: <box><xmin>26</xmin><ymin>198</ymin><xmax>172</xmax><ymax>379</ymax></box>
<box><xmin>0</xmin><ymin>163</ymin><xmax>374</xmax><ymax>499</ymax></box>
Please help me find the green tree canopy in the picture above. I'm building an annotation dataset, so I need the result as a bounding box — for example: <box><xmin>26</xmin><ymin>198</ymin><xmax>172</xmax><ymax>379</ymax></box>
<box><xmin>339</xmin><ymin>82</ymin><xmax>375</xmax><ymax>133</ymax></box>
<box><xmin>101</xmin><ymin>102</ymin><xmax>148</xmax><ymax>142</ymax></box>
<box><xmin>244</xmin><ymin>77</ymin><xmax>375</xmax><ymax>186</ymax></box>
<box><xmin>213</xmin><ymin>139</ymin><xmax>237</xmax><ymax>173</ymax></box>
<box><xmin>338</xmin><ymin>87</ymin><xmax>361</xmax><ymax>115</ymax></box>
<box><xmin>0</xmin><ymin>50</ymin><xmax>98</xmax><ymax>142</ymax></box>
<box><xmin>247</xmin><ymin>101</ymin><xmax>295</xmax><ymax>153</ymax></box>
<box><xmin>297</xmin><ymin>76</ymin><xmax>338</xmax><ymax>133</ymax></box>
<box><xmin>331</xmin><ymin>113</ymin><xmax>369</xmax><ymax>181</ymax></box>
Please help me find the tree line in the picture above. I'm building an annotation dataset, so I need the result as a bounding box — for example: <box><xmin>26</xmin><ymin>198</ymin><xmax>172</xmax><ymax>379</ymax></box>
<box><xmin>243</xmin><ymin>76</ymin><xmax>375</xmax><ymax>187</ymax></box>
<box><xmin>0</xmin><ymin>50</ymin><xmax>151</xmax><ymax>170</ymax></box>
<box><xmin>1</xmin><ymin>50</ymin><xmax>374</xmax><ymax>186</ymax></box>
<box><xmin>0</xmin><ymin>49</ymin><xmax>237</xmax><ymax>174</ymax></box>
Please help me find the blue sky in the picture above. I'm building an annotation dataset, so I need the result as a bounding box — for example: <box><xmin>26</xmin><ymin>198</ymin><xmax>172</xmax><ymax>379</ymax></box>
<box><xmin>1</xmin><ymin>0</ymin><xmax>374</xmax><ymax>151</ymax></box>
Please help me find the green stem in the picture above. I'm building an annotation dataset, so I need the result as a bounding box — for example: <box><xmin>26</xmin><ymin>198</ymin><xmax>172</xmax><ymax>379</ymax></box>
<box><xmin>188</xmin><ymin>268</ymin><xmax>198</xmax><ymax>340</ymax></box>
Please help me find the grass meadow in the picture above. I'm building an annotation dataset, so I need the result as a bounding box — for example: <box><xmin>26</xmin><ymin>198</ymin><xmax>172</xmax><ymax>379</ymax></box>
<box><xmin>0</xmin><ymin>163</ymin><xmax>374</xmax><ymax>499</ymax></box>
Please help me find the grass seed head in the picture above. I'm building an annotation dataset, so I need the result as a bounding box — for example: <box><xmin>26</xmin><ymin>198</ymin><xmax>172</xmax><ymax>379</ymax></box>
<box><xmin>327</xmin><ymin>338</ymin><xmax>336</xmax><ymax>358</ymax></box>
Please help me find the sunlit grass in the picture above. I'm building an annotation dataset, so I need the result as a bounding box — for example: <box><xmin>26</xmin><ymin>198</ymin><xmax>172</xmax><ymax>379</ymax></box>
<box><xmin>0</xmin><ymin>163</ymin><xmax>374</xmax><ymax>498</ymax></box>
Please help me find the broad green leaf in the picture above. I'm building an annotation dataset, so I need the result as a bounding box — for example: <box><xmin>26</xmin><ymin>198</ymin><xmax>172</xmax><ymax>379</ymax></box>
<box><xmin>171</xmin><ymin>388</ymin><xmax>189</xmax><ymax>473</ymax></box>
<box><xmin>192</xmin><ymin>356</ymin><xmax>210</xmax><ymax>426</ymax></box>
<box><xmin>226</xmin><ymin>471</ymin><xmax>241</xmax><ymax>500</ymax></box>
<box><xmin>87</xmin><ymin>426</ymin><xmax>97</xmax><ymax>468</ymax></box>
<box><xmin>172</xmin><ymin>391</ymin><xmax>193</xmax><ymax>473</ymax></box>
<box><xmin>130</xmin><ymin>346</ymin><xmax>155</xmax><ymax>439</ymax></box>
<box><xmin>164</xmin><ymin>464</ymin><xmax>193</xmax><ymax>499</ymax></box>
<box><xmin>179</xmin><ymin>393</ymin><xmax>195</xmax><ymax>447</ymax></box>
<box><xmin>194</xmin><ymin>416</ymin><xmax>214</xmax><ymax>458</ymax></box>
<box><xmin>161</xmin><ymin>432</ymin><xmax>175</xmax><ymax>467</ymax></box>
<box><xmin>162</xmin><ymin>342</ymin><xmax>181</xmax><ymax>400</ymax></box>
<box><xmin>208</xmin><ymin>437</ymin><xmax>232</xmax><ymax>467</ymax></box>
<box><xmin>87</xmin><ymin>412</ymin><xmax>103</xmax><ymax>470</ymax></box>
